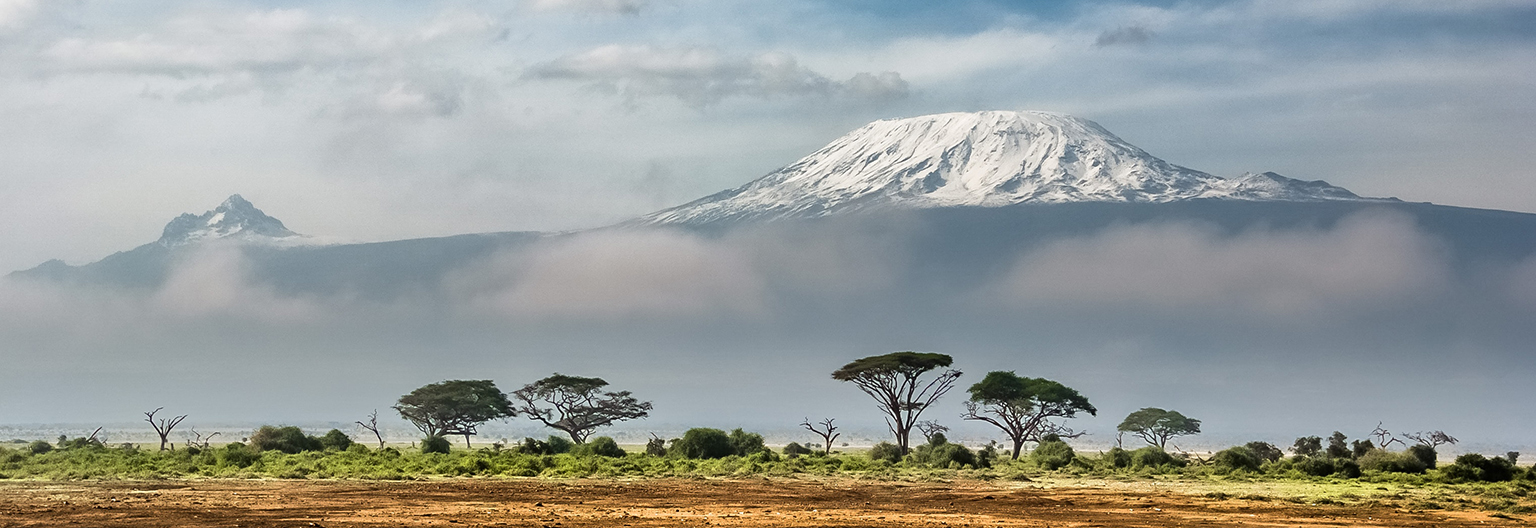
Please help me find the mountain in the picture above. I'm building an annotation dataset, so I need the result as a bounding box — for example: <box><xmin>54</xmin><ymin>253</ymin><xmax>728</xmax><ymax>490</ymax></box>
<box><xmin>156</xmin><ymin>194</ymin><xmax>301</xmax><ymax>247</ymax></box>
<box><xmin>8</xmin><ymin>194</ymin><xmax>540</xmax><ymax>294</ymax></box>
<box><xmin>641</xmin><ymin>111</ymin><xmax>1379</xmax><ymax>225</ymax></box>
<box><xmin>12</xmin><ymin>110</ymin><xmax>1535</xmax><ymax>297</ymax></box>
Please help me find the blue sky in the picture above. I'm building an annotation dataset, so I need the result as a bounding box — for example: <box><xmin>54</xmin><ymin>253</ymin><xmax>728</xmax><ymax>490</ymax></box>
<box><xmin>2</xmin><ymin>0</ymin><xmax>1534</xmax><ymax>272</ymax></box>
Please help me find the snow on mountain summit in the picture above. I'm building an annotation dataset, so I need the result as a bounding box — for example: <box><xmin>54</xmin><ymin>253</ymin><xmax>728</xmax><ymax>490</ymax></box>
<box><xmin>642</xmin><ymin>111</ymin><xmax>1376</xmax><ymax>224</ymax></box>
<box><xmin>157</xmin><ymin>194</ymin><xmax>302</xmax><ymax>247</ymax></box>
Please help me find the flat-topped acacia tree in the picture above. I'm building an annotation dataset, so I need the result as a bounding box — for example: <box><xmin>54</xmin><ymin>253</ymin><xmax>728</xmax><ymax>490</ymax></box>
<box><xmin>393</xmin><ymin>380</ymin><xmax>514</xmax><ymax>448</ymax></box>
<box><xmin>832</xmin><ymin>351</ymin><xmax>962</xmax><ymax>454</ymax></box>
<box><xmin>1117</xmin><ymin>407</ymin><xmax>1201</xmax><ymax>449</ymax></box>
<box><xmin>962</xmin><ymin>371</ymin><xmax>1096</xmax><ymax>459</ymax></box>
<box><xmin>512</xmin><ymin>373</ymin><xmax>652</xmax><ymax>444</ymax></box>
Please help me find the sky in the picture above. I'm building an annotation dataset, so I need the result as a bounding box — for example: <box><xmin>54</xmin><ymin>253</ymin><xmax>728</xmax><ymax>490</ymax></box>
<box><xmin>2</xmin><ymin>0</ymin><xmax>1535</xmax><ymax>274</ymax></box>
<box><xmin>1</xmin><ymin>0</ymin><xmax>1535</xmax><ymax>450</ymax></box>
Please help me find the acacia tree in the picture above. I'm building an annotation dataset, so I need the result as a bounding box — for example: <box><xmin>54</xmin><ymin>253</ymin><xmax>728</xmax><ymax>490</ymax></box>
<box><xmin>832</xmin><ymin>351</ymin><xmax>962</xmax><ymax>454</ymax></box>
<box><xmin>393</xmin><ymin>380</ymin><xmax>513</xmax><ymax>448</ymax></box>
<box><xmin>961</xmin><ymin>371</ymin><xmax>1096</xmax><ymax>460</ymax></box>
<box><xmin>1117</xmin><ymin>407</ymin><xmax>1200</xmax><ymax>449</ymax></box>
<box><xmin>511</xmin><ymin>374</ymin><xmax>652</xmax><ymax>443</ymax></box>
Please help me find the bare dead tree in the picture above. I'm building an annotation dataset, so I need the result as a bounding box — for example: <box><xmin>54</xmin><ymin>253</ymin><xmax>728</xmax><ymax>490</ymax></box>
<box><xmin>356</xmin><ymin>409</ymin><xmax>386</xmax><ymax>448</ymax></box>
<box><xmin>184</xmin><ymin>429</ymin><xmax>220</xmax><ymax>450</ymax></box>
<box><xmin>1401</xmin><ymin>430</ymin><xmax>1458</xmax><ymax>449</ymax></box>
<box><xmin>85</xmin><ymin>427</ymin><xmax>104</xmax><ymax>445</ymax></box>
<box><xmin>800</xmin><ymin>417</ymin><xmax>841</xmax><ymax>456</ymax></box>
<box><xmin>1369</xmin><ymin>422</ymin><xmax>1404</xmax><ymax>449</ymax></box>
<box><xmin>144</xmin><ymin>408</ymin><xmax>187</xmax><ymax>451</ymax></box>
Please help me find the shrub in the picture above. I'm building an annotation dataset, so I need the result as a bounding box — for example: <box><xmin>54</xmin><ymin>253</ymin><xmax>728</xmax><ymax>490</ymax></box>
<box><xmin>1244</xmin><ymin>442</ymin><xmax>1284</xmax><ymax>463</ymax></box>
<box><xmin>217</xmin><ymin>443</ymin><xmax>261</xmax><ymax>468</ymax></box>
<box><xmin>913</xmin><ymin>440</ymin><xmax>977</xmax><ymax>469</ymax></box>
<box><xmin>1406</xmin><ymin>445</ymin><xmax>1437</xmax><ymax>469</ymax></box>
<box><xmin>27</xmin><ymin>440</ymin><xmax>53</xmax><ymax>455</ymax></box>
<box><xmin>727</xmin><ymin>428</ymin><xmax>768</xmax><ymax>456</ymax></box>
<box><xmin>1443</xmin><ymin>453</ymin><xmax>1516</xmax><ymax>482</ymax></box>
<box><xmin>421</xmin><ymin>435</ymin><xmax>452</xmax><ymax>454</ymax></box>
<box><xmin>645</xmin><ymin>436</ymin><xmax>667</xmax><ymax>457</ymax></box>
<box><xmin>783</xmin><ymin>442</ymin><xmax>813</xmax><ymax>456</ymax></box>
<box><xmin>1358</xmin><ymin>449</ymin><xmax>1428</xmax><ymax>474</ymax></box>
<box><xmin>1103</xmin><ymin>447</ymin><xmax>1132</xmax><ymax>468</ymax></box>
<box><xmin>546</xmin><ymin>436</ymin><xmax>574</xmax><ymax>454</ymax></box>
<box><xmin>318</xmin><ymin>429</ymin><xmax>354</xmax><ymax>451</ymax></box>
<box><xmin>1029</xmin><ymin>440</ymin><xmax>1075</xmax><ymax>470</ymax></box>
<box><xmin>249</xmin><ymin>426</ymin><xmax>322</xmax><ymax>454</ymax></box>
<box><xmin>671</xmin><ymin>428</ymin><xmax>734</xmax><ymax>459</ymax></box>
<box><xmin>1130</xmin><ymin>446</ymin><xmax>1181</xmax><ymax>468</ymax></box>
<box><xmin>868</xmin><ymin>442</ymin><xmax>903</xmax><ymax>463</ymax></box>
<box><xmin>576</xmin><ymin>437</ymin><xmax>626</xmax><ymax>458</ymax></box>
<box><xmin>515</xmin><ymin>437</ymin><xmax>552</xmax><ymax>455</ymax></box>
<box><xmin>1212</xmin><ymin>446</ymin><xmax>1261</xmax><ymax>473</ymax></box>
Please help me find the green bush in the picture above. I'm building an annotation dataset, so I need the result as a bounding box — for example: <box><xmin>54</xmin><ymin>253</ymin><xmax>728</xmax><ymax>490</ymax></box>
<box><xmin>421</xmin><ymin>436</ymin><xmax>452</xmax><ymax>454</ymax></box>
<box><xmin>783</xmin><ymin>442</ymin><xmax>813</xmax><ymax>456</ymax></box>
<box><xmin>576</xmin><ymin>437</ymin><xmax>626</xmax><ymax>458</ymax></box>
<box><xmin>867</xmin><ymin>442</ymin><xmax>903</xmax><ymax>463</ymax></box>
<box><xmin>318</xmin><ymin>429</ymin><xmax>354</xmax><ymax>451</ymax></box>
<box><xmin>671</xmin><ymin>428</ymin><xmax>734</xmax><ymax>459</ymax></box>
<box><xmin>1442</xmin><ymin>453</ymin><xmax>1515</xmax><ymax>482</ymax></box>
<box><xmin>645</xmin><ymin>436</ymin><xmax>668</xmax><ymax>457</ymax></box>
<box><xmin>27</xmin><ymin>441</ymin><xmax>53</xmax><ymax>455</ymax></box>
<box><xmin>1244</xmin><ymin>442</ymin><xmax>1284</xmax><ymax>463</ymax></box>
<box><xmin>1212</xmin><ymin>446</ymin><xmax>1261</xmax><ymax>473</ymax></box>
<box><xmin>914</xmin><ymin>441</ymin><xmax>977</xmax><ymax>469</ymax></box>
<box><xmin>1358</xmin><ymin>449</ymin><xmax>1428</xmax><ymax>474</ymax></box>
<box><xmin>1103</xmin><ymin>447</ymin><xmax>1132</xmax><ymax>468</ymax></box>
<box><xmin>1029</xmin><ymin>440</ymin><xmax>1075</xmax><ymax>470</ymax></box>
<box><xmin>727</xmin><ymin>428</ymin><xmax>768</xmax><ymax>456</ymax></box>
<box><xmin>249</xmin><ymin>426</ymin><xmax>322</xmax><ymax>454</ymax></box>
<box><xmin>1129</xmin><ymin>446</ymin><xmax>1181</xmax><ymax>468</ymax></box>
<box><xmin>217</xmin><ymin>443</ymin><xmax>261</xmax><ymax>468</ymax></box>
<box><xmin>546</xmin><ymin>436</ymin><xmax>574</xmax><ymax>454</ymax></box>
<box><xmin>1406</xmin><ymin>445</ymin><xmax>1437</xmax><ymax>469</ymax></box>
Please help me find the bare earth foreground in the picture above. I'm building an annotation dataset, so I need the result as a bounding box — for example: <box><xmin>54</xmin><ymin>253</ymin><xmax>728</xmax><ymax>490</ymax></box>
<box><xmin>0</xmin><ymin>478</ymin><xmax>1519</xmax><ymax>527</ymax></box>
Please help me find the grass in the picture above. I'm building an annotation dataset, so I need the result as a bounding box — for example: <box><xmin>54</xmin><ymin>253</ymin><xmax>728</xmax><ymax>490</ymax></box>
<box><xmin>2</xmin><ymin>442</ymin><xmax>1534</xmax><ymax>514</ymax></box>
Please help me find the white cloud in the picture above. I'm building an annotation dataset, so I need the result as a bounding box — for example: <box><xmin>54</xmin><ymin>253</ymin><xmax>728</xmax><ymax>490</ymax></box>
<box><xmin>995</xmin><ymin>210</ymin><xmax>1451</xmax><ymax>319</ymax></box>
<box><xmin>526</xmin><ymin>0</ymin><xmax>645</xmax><ymax>15</ymax></box>
<box><xmin>529</xmin><ymin>45</ymin><xmax>908</xmax><ymax>106</ymax></box>
<box><xmin>0</xmin><ymin>0</ymin><xmax>33</xmax><ymax>30</ymax></box>
<box><xmin>449</xmin><ymin>230</ymin><xmax>768</xmax><ymax>320</ymax></box>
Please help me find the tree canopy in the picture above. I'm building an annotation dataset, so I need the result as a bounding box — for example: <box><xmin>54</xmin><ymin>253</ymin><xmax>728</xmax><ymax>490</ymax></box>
<box><xmin>962</xmin><ymin>371</ymin><xmax>1096</xmax><ymax>459</ymax></box>
<box><xmin>1117</xmin><ymin>407</ymin><xmax>1201</xmax><ymax>449</ymax></box>
<box><xmin>832</xmin><ymin>351</ymin><xmax>961</xmax><ymax>454</ymax></box>
<box><xmin>512</xmin><ymin>373</ymin><xmax>652</xmax><ymax>443</ymax></box>
<box><xmin>393</xmin><ymin>380</ymin><xmax>513</xmax><ymax>447</ymax></box>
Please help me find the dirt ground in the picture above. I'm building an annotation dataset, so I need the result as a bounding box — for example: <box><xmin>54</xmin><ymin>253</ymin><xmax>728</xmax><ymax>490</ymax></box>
<box><xmin>0</xmin><ymin>477</ymin><xmax>1524</xmax><ymax>527</ymax></box>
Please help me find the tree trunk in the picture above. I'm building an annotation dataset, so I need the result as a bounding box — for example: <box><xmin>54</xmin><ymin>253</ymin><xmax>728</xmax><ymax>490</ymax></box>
<box><xmin>463</xmin><ymin>433</ymin><xmax>472</xmax><ymax>448</ymax></box>
<box><xmin>1011</xmin><ymin>439</ymin><xmax>1025</xmax><ymax>460</ymax></box>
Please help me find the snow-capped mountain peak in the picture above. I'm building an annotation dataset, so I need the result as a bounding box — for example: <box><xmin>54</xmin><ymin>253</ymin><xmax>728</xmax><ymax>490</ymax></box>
<box><xmin>641</xmin><ymin>111</ymin><xmax>1379</xmax><ymax>224</ymax></box>
<box><xmin>157</xmin><ymin>194</ymin><xmax>301</xmax><ymax>247</ymax></box>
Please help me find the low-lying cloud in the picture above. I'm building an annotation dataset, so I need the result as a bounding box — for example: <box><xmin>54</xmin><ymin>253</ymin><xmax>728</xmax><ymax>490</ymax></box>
<box><xmin>448</xmin><ymin>230</ymin><xmax>768</xmax><ymax>321</ymax></box>
<box><xmin>994</xmin><ymin>211</ymin><xmax>1450</xmax><ymax>319</ymax></box>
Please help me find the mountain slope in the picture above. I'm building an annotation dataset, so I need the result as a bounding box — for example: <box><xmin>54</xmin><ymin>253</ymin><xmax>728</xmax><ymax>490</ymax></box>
<box><xmin>641</xmin><ymin>111</ymin><xmax>1378</xmax><ymax>225</ymax></box>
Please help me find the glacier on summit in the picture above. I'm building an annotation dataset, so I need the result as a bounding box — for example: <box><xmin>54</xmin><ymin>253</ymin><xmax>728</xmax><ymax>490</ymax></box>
<box><xmin>642</xmin><ymin>111</ymin><xmax>1380</xmax><ymax>225</ymax></box>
